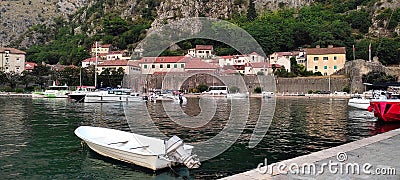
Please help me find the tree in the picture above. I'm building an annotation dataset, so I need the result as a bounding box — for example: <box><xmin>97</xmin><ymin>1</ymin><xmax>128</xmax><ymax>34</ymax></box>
<box><xmin>362</xmin><ymin>71</ymin><xmax>397</xmax><ymax>84</ymax></box>
<box><xmin>254</xmin><ymin>87</ymin><xmax>262</xmax><ymax>93</ymax></box>
<box><xmin>197</xmin><ymin>84</ymin><xmax>209</xmax><ymax>93</ymax></box>
<box><xmin>247</xmin><ymin>0</ymin><xmax>257</xmax><ymax>21</ymax></box>
<box><xmin>229</xmin><ymin>86</ymin><xmax>240</xmax><ymax>93</ymax></box>
<box><xmin>4</xmin><ymin>71</ymin><xmax>20</xmax><ymax>89</ymax></box>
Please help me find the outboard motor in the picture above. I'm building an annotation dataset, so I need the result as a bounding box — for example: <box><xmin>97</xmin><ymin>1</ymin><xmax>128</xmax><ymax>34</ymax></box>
<box><xmin>165</xmin><ymin>136</ymin><xmax>201</xmax><ymax>169</ymax></box>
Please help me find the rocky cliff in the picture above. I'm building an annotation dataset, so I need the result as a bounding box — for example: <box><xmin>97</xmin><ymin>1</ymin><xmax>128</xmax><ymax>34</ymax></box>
<box><xmin>1</xmin><ymin>0</ymin><xmax>399</xmax><ymax>48</ymax></box>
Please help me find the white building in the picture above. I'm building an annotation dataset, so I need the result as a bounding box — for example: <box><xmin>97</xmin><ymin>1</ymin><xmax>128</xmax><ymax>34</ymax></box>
<box><xmin>187</xmin><ymin>45</ymin><xmax>214</xmax><ymax>59</ymax></box>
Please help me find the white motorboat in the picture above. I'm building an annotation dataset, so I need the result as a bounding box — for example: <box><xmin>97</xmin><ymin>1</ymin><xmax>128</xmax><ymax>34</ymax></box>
<box><xmin>226</xmin><ymin>92</ymin><xmax>249</xmax><ymax>99</ymax></box>
<box><xmin>262</xmin><ymin>91</ymin><xmax>275</xmax><ymax>98</ymax></box>
<box><xmin>348</xmin><ymin>90</ymin><xmax>388</xmax><ymax>110</ymax></box>
<box><xmin>74</xmin><ymin>126</ymin><xmax>201</xmax><ymax>170</ymax></box>
<box><xmin>38</xmin><ymin>81</ymin><xmax>71</xmax><ymax>98</ymax></box>
<box><xmin>347</xmin><ymin>97</ymin><xmax>371</xmax><ymax>110</ymax></box>
<box><xmin>84</xmin><ymin>88</ymin><xmax>142</xmax><ymax>103</ymax></box>
<box><xmin>148</xmin><ymin>93</ymin><xmax>187</xmax><ymax>104</ymax></box>
<box><xmin>68</xmin><ymin>86</ymin><xmax>96</xmax><ymax>102</ymax></box>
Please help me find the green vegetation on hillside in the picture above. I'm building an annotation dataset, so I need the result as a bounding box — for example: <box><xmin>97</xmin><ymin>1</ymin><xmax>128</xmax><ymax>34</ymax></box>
<box><xmin>20</xmin><ymin>0</ymin><xmax>400</xmax><ymax>67</ymax></box>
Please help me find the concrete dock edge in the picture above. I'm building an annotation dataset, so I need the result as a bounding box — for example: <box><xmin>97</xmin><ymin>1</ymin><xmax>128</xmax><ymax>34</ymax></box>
<box><xmin>221</xmin><ymin>128</ymin><xmax>400</xmax><ymax>180</ymax></box>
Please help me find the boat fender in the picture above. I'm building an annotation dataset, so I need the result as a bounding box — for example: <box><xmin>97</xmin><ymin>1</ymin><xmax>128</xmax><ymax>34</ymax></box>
<box><xmin>367</xmin><ymin>106</ymin><xmax>373</xmax><ymax>112</ymax></box>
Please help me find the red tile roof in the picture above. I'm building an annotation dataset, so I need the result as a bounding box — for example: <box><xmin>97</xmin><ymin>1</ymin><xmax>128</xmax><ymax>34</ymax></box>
<box><xmin>222</xmin><ymin>69</ymin><xmax>238</xmax><ymax>74</ymax></box>
<box><xmin>82</xmin><ymin>57</ymin><xmax>97</xmax><ymax>62</ymax></box>
<box><xmin>25</xmin><ymin>62</ymin><xmax>37</xmax><ymax>70</ymax></box>
<box><xmin>185</xmin><ymin>60</ymin><xmax>219</xmax><ymax>69</ymax></box>
<box><xmin>186</xmin><ymin>70</ymin><xmax>217</xmax><ymax>74</ymax></box>
<box><xmin>220</xmin><ymin>56</ymin><xmax>234</xmax><ymax>59</ymax></box>
<box><xmin>196</xmin><ymin>45</ymin><xmax>213</xmax><ymax>50</ymax></box>
<box><xmin>153</xmin><ymin>71</ymin><xmax>186</xmax><ymax>75</ymax></box>
<box><xmin>139</xmin><ymin>56</ymin><xmax>190</xmax><ymax>63</ymax></box>
<box><xmin>97</xmin><ymin>60</ymin><xmax>128</xmax><ymax>66</ymax></box>
<box><xmin>0</xmin><ymin>47</ymin><xmax>26</xmax><ymax>54</ymax></box>
<box><xmin>127</xmin><ymin>60</ymin><xmax>140</xmax><ymax>67</ymax></box>
<box><xmin>305</xmin><ymin>47</ymin><xmax>346</xmax><ymax>55</ymax></box>
<box><xmin>249</xmin><ymin>52</ymin><xmax>260</xmax><ymax>56</ymax></box>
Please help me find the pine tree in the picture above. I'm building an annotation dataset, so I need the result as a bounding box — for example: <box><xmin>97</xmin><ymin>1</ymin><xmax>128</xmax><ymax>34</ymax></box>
<box><xmin>247</xmin><ymin>0</ymin><xmax>257</xmax><ymax>21</ymax></box>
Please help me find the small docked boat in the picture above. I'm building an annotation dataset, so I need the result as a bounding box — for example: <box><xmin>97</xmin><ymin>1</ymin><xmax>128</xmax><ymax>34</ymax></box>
<box><xmin>147</xmin><ymin>93</ymin><xmax>187</xmax><ymax>104</ymax></box>
<box><xmin>262</xmin><ymin>91</ymin><xmax>275</xmax><ymax>98</ymax></box>
<box><xmin>74</xmin><ymin>126</ymin><xmax>201</xmax><ymax>170</ymax></box>
<box><xmin>68</xmin><ymin>86</ymin><xmax>96</xmax><ymax>102</ymax></box>
<box><xmin>348</xmin><ymin>97</ymin><xmax>371</xmax><ymax>110</ymax></box>
<box><xmin>368</xmin><ymin>98</ymin><xmax>400</xmax><ymax>122</ymax></box>
<box><xmin>348</xmin><ymin>90</ymin><xmax>387</xmax><ymax>110</ymax></box>
<box><xmin>84</xmin><ymin>88</ymin><xmax>142</xmax><ymax>103</ymax></box>
<box><xmin>226</xmin><ymin>92</ymin><xmax>249</xmax><ymax>99</ymax></box>
<box><xmin>43</xmin><ymin>82</ymin><xmax>71</xmax><ymax>98</ymax></box>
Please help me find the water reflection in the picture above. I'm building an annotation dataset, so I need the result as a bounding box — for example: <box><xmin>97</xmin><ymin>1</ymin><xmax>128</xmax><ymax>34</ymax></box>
<box><xmin>0</xmin><ymin>97</ymin><xmax>399</xmax><ymax>179</ymax></box>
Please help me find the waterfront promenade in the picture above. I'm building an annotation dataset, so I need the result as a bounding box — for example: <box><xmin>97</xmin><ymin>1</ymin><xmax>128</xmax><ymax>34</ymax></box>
<box><xmin>222</xmin><ymin>128</ymin><xmax>400</xmax><ymax>180</ymax></box>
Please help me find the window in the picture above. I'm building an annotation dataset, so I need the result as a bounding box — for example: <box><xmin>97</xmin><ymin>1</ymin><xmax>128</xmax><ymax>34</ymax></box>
<box><xmin>144</xmin><ymin>65</ymin><xmax>148</xmax><ymax>69</ymax></box>
<box><xmin>160</xmin><ymin>64</ymin><xmax>163</xmax><ymax>68</ymax></box>
<box><xmin>5</xmin><ymin>50</ymin><xmax>9</xmax><ymax>57</ymax></box>
<box><xmin>198</xmin><ymin>51</ymin><xmax>203</xmax><ymax>53</ymax></box>
<box><xmin>5</xmin><ymin>57</ymin><xmax>8</xmax><ymax>64</ymax></box>
<box><xmin>16</xmin><ymin>67</ymin><xmax>20</xmax><ymax>72</ymax></box>
<box><xmin>334</xmin><ymin>65</ymin><xmax>337</xmax><ymax>70</ymax></box>
<box><xmin>334</xmin><ymin>56</ymin><xmax>337</xmax><ymax>60</ymax></box>
<box><xmin>181</xmin><ymin>64</ymin><xmax>185</xmax><ymax>68</ymax></box>
<box><xmin>323</xmin><ymin>57</ymin><xmax>328</xmax><ymax>60</ymax></box>
<box><xmin>167</xmin><ymin>64</ymin><xmax>170</xmax><ymax>68</ymax></box>
<box><xmin>314</xmin><ymin>57</ymin><xmax>319</xmax><ymax>61</ymax></box>
<box><xmin>324</xmin><ymin>72</ymin><xmax>328</xmax><ymax>76</ymax></box>
<box><xmin>16</xmin><ymin>58</ymin><xmax>20</xmax><ymax>62</ymax></box>
<box><xmin>314</xmin><ymin>66</ymin><xmax>318</xmax><ymax>70</ymax></box>
<box><xmin>174</xmin><ymin>64</ymin><xmax>177</xmax><ymax>68</ymax></box>
<box><xmin>324</xmin><ymin>66</ymin><xmax>328</xmax><ymax>70</ymax></box>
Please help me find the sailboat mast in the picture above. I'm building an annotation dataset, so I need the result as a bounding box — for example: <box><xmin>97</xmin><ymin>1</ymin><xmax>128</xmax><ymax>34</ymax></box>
<box><xmin>79</xmin><ymin>67</ymin><xmax>82</xmax><ymax>87</ymax></box>
<box><xmin>94</xmin><ymin>41</ymin><xmax>98</xmax><ymax>88</ymax></box>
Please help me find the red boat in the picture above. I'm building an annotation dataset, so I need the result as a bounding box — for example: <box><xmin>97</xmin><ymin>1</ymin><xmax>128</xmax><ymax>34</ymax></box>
<box><xmin>368</xmin><ymin>99</ymin><xmax>400</xmax><ymax>122</ymax></box>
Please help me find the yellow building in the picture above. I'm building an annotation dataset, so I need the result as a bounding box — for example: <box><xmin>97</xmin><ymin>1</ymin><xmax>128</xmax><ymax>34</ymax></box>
<box><xmin>305</xmin><ymin>46</ymin><xmax>346</xmax><ymax>76</ymax></box>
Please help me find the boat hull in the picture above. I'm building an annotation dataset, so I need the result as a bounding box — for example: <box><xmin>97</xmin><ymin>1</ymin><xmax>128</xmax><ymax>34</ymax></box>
<box><xmin>84</xmin><ymin>95</ymin><xmax>142</xmax><ymax>103</ymax></box>
<box><xmin>348</xmin><ymin>98</ymin><xmax>370</xmax><ymax>110</ymax></box>
<box><xmin>84</xmin><ymin>140</ymin><xmax>170</xmax><ymax>170</ymax></box>
<box><xmin>68</xmin><ymin>94</ymin><xmax>86</xmax><ymax>102</ymax></box>
<box><xmin>74</xmin><ymin>126</ymin><xmax>194</xmax><ymax>170</ymax></box>
<box><xmin>368</xmin><ymin>100</ymin><xmax>400</xmax><ymax>122</ymax></box>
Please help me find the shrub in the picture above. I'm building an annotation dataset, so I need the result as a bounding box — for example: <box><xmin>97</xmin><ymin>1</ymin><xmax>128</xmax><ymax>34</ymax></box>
<box><xmin>197</xmin><ymin>84</ymin><xmax>209</xmax><ymax>93</ymax></box>
<box><xmin>254</xmin><ymin>87</ymin><xmax>262</xmax><ymax>93</ymax></box>
<box><xmin>15</xmin><ymin>88</ymin><xmax>24</xmax><ymax>93</ymax></box>
<box><xmin>4</xmin><ymin>86</ymin><xmax>13</xmax><ymax>92</ymax></box>
<box><xmin>308</xmin><ymin>90</ymin><xmax>313</xmax><ymax>94</ymax></box>
<box><xmin>229</xmin><ymin>86</ymin><xmax>240</xmax><ymax>93</ymax></box>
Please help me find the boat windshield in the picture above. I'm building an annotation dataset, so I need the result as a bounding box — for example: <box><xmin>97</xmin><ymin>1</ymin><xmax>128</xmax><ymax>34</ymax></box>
<box><xmin>48</xmin><ymin>86</ymin><xmax>69</xmax><ymax>90</ymax></box>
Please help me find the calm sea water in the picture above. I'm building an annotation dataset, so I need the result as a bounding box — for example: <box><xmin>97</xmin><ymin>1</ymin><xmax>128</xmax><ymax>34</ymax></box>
<box><xmin>0</xmin><ymin>97</ymin><xmax>399</xmax><ymax>179</ymax></box>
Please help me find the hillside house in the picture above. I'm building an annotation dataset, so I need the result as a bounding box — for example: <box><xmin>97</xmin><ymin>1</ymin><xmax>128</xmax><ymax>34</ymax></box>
<box><xmin>305</xmin><ymin>45</ymin><xmax>346</xmax><ymax>76</ymax></box>
<box><xmin>0</xmin><ymin>47</ymin><xmax>26</xmax><ymax>74</ymax></box>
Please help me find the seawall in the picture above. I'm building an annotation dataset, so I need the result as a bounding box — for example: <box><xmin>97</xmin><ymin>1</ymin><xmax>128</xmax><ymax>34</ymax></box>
<box><xmin>123</xmin><ymin>74</ymin><xmax>350</xmax><ymax>94</ymax></box>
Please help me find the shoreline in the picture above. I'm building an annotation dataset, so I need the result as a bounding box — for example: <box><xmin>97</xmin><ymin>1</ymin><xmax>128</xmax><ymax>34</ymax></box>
<box><xmin>221</xmin><ymin>128</ymin><xmax>400</xmax><ymax>179</ymax></box>
<box><xmin>184</xmin><ymin>93</ymin><xmax>351</xmax><ymax>99</ymax></box>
